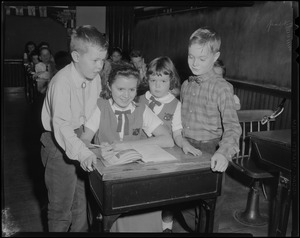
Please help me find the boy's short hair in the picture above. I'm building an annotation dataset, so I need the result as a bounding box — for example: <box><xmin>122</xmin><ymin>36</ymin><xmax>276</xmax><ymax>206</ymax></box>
<box><xmin>189</xmin><ymin>27</ymin><xmax>221</xmax><ymax>54</ymax></box>
<box><xmin>146</xmin><ymin>56</ymin><xmax>181</xmax><ymax>90</ymax></box>
<box><xmin>39</xmin><ymin>46</ymin><xmax>51</xmax><ymax>56</ymax></box>
<box><xmin>37</xmin><ymin>41</ymin><xmax>50</xmax><ymax>51</ymax></box>
<box><xmin>70</xmin><ymin>25</ymin><xmax>108</xmax><ymax>54</ymax></box>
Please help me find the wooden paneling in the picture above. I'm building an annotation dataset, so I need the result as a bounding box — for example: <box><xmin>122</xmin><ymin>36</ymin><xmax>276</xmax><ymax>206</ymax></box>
<box><xmin>3</xmin><ymin>59</ymin><xmax>25</xmax><ymax>87</ymax></box>
<box><xmin>106</xmin><ymin>6</ymin><xmax>134</xmax><ymax>59</ymax></box>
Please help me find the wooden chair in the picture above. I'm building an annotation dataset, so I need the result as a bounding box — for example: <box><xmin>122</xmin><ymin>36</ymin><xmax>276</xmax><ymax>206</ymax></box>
<box><xmin>231</xmin><ymin>109</ymin><xmax>276</xmax><ymax>226</ymax></box>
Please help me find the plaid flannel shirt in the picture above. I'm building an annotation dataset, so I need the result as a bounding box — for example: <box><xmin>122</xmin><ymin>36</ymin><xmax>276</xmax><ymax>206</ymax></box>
<box><xmin>180</xmin><ymin>69</ymin><xmax>242</xmax><ymax>160</ymax></box>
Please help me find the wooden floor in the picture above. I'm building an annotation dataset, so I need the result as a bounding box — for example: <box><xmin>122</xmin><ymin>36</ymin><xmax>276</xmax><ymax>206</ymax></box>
<box><xmin>2</xmin><ymin>88</ymin><xmax>293</xmax><ymax>236</ymax></box>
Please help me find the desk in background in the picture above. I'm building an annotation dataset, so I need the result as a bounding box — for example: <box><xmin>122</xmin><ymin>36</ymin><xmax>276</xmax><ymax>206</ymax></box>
<box><xmin>248</xmin><ymin>129</ymin><xmax>297</xmax><ymax>237</ymax></box>
<box><xmin>89</xmin><ymin>146</ymin><xmax>222</xmax><ymax>232</ymax></box>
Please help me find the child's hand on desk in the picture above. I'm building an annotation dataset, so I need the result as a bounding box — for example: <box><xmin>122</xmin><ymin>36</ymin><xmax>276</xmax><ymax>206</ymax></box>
<box><xmin>80</xmin><ymin>154</ymin><xmax>97</xmax><ymax>172</ymax></box>
<box><xmin>211</xmin><ymin>153</ymin><xmax>229</xmax><ymax>172</ymax></box>
<box><xmin>182</xmin><ymin>140</ymin><xmax>202</xmax><ymax>156</ymax></box>
<box><xmin>89</xmin><ymin>142</ymin><xmax>115</xmax><ymax>161</ymax></box>
<box><xmin>101</xmin><ymin>143</ymin><xmax>115</xmax><ymax>160</ymax></box>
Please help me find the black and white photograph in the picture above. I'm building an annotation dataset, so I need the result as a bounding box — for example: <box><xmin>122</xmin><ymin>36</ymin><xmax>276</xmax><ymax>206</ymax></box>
<box><xmin>1</xmin><ymin>1</ymin><xmax>298</xmax><ymax>237</ymax></box>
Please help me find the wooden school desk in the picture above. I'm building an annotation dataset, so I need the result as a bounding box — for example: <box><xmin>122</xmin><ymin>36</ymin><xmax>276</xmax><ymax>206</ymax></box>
<box><xmin>88</xmin><ymin>146</ymin><xmax>222</xmax><ymax>232</ymax></box>
<box><xmin>248</xmin><ymin>129</ymin><xmax>296</xmax><ymax>237</ymax></box>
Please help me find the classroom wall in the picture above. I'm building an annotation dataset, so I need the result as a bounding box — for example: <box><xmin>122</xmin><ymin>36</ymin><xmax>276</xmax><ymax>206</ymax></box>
<box><xmin>4</xmin><ymin>15</ymin><xmax>69</xmax><ymax>59</ymax></box>
<box><xmin>3</xmin><ymin>6</ymin><xmax>106</xmax><ymax>60</ymax></box>
<box><xmin>3</xmin><ymin>3</ymin><xmax>293</xmax><ymax>89</ymax></box>
<box><xmin>133</xmin><ymin>1</ymin><xmax>293</xmax><ymax>89</ymax></box>
<box><xmin>76</xmin><ymin>6</ymin><xmax>106</xmax><ymax>33</ymax></box>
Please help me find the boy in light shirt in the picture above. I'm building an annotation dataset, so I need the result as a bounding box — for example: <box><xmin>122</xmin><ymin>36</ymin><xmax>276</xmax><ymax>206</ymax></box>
<box><xmin>40</xmin><ymin>25</ymin><xmax>108</xmax><ymax>232</ymax></box>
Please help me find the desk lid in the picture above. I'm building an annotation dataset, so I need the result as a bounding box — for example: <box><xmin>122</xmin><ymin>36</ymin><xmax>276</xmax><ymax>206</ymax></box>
<box><xmin>94</xmin><ymin>146</ymin><xmax>212</xmax><ymax>181</ymax></box>
<box><xmin>248</xmin><ymin>129</ymin><xmax>291</xmax><ymax>147</ymax></box>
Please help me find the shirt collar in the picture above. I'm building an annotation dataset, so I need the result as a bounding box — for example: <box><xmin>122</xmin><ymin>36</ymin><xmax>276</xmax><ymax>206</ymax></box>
<box><xmin>109</xmin><ymin>98</ymin><xmax>136</xmax><ymax>113</ymax></box>
<box><xmin>71</xmin><ymin>62</ymin><xmax>89</xmax><ymax>88</ymax></box>
<box><xmin>190</xmin><ymin>69</ymin><xmax>216</xmax><ymax>84</ymax></box>
<box><xmin>145</xmin><ymin>91</ymin><xmax>175</xmax><ymax>104</ymax></box>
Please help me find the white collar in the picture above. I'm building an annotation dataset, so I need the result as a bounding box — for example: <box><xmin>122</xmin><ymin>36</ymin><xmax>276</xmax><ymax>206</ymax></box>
<box><xmin>145</xmin><ymin>91</ymin><xmax>175</xmax><ymax>104</ymax></box>
<box><xmin>109</xmin><ymin>98</ymin><xmax>136</xmax><ymax>113</ymax></box>
<box><xmin>71</xmin><ymin>62</ymin><xmax>92</xmax><ymax>89</ymax></box>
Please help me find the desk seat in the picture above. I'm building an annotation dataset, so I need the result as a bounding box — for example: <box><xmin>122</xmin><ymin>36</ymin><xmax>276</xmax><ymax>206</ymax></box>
<box><xmin>231</xmin><ymin>110</ymin><xmax>276</xmax><ymax>226</ymax></box>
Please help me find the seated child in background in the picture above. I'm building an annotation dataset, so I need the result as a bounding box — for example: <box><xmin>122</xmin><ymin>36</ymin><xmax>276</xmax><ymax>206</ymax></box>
<box><xmin>138</xmin><ymin>56</ymin><xmax>202</xmax><ymax>232</ymax></box>
<box><xmin>35</xmin><ymin>47</ymin><xmax>56</xmax><ymax>94</ymax></box>
<box><xmin>110</xmin><ymin>47</ymin><xmax>129</xmax><ymax>64</ymax></box>
<box><xmin>100</xmin><ymin>47</ymin><xmax>131</xmax><ymax>89</ymax></box>
<box><xmin>130</xmin><ymin>49</ymin><xmax>148</xmax><ymax>82</ymax></box>
<box><xmin>100</xmin><ymin>58</ymin><xmax>112</xmax><ymax>89</ymax></box>
<box><xmin>214</xmin><ymin>59</ymin><xmax>241</xmax><ymax>110</ymax></box>
<box><xmin>37</xmin><ymin>41</ymin><xmax>55</xmax><ymax>63</ymax></box>
<box><xmin>129</xmin><ymin>49</ymin><xmax>149</xmax><ymax>96</ymax></box>
<box><xmin>25</xmin><ymin>49</ymin><xmax>39</xmax><ymax>74</ymax></box>
<box><xmin>31</xmin><ymin>50</ymin><xmax>40</xmax><ymax>67</ymax></box>
<box><xmin>23</xmin><ymin>41</ymin><xmax>36</xmax><ymax>64</ymax></box>
<box><xmin>108</xmin><ymin>47</ymin><xmax>131</xmax><ymax>70</ymax></box>
<box><xmin>80</xmin><ymin>64</ymin><xmax>174</xmax><ymax>232</ymax></box>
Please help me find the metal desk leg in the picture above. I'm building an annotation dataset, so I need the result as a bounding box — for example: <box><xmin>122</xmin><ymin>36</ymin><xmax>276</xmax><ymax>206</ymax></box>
<box><xmin>204</xmin><ymin>198</ymin><xmax>217</xmax><ymax>233</ymax></box>
<box><xmin>96</xmin><ymin>213</ymin><xmax>121</xmax><ymax>232</ymax></box>
<box><xmin>269</xmin><ymin>173</ymin><xmax>291</xmax><ymax>237</ymax></box>
<box><xmin>196</xmin><ymin>198</ymin><xmax>216</xmax><ymax>233</ymax></box>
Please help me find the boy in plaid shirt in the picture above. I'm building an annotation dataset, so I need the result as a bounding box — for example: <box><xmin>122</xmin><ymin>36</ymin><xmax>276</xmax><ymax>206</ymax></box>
<box><xmin>180</xmin><ymin>27</ymin><xmax>242</xmax><ymax>232</ymax></box>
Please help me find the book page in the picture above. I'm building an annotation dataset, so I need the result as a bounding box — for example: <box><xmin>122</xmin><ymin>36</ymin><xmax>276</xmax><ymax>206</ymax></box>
<box><xmin>131</xmin><ymin>144</ymin><xmax>177</xmax><ymax>163</ymax></box>
<box><xmin>96</xmin><ymin>144</ymin><xmax>177</xmax><ymax>167</ymax></box>
<box><xmin>101</xmin><ymin>148</ymin><xmax>143</xmax><ymax>167</ymax></box>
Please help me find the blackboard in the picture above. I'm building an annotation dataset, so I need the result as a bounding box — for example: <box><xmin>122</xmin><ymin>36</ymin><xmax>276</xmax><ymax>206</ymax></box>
<box><xmin>134</xmin><ymin>1</ymin><xmax>294</xmax><ymax>89</ymax></box>
<box><xmin>217</xmin><ymin>1</ymin><xmax>293</xmax><ymax>89</ymax></box>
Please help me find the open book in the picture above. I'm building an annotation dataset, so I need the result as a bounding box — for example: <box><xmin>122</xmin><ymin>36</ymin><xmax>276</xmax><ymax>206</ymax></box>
<box><xmin>94</xmin><ymin>144</ymin><xmax>177</xmax><ymax>167</ymax></box>
<box><xmin>101</xmin><ymin>148</ymin><xmax>143</xmax><ymax>167</ymax></box>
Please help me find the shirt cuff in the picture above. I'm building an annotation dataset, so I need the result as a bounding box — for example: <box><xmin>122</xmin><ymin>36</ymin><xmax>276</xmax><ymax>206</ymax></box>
<box><xmin>172</xmin><ymin>129</ymin><xmax>182</xmax><ymax>138</ymax></box>
<box><xmin>216</xmin><ymin>147</ymin><xmax>236</xmax><ymax>162</ymax></box>
<box><xmin>78</xmin><ymin>147</ymin><xmax>95</xmax><ymax>163</ymax></box>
